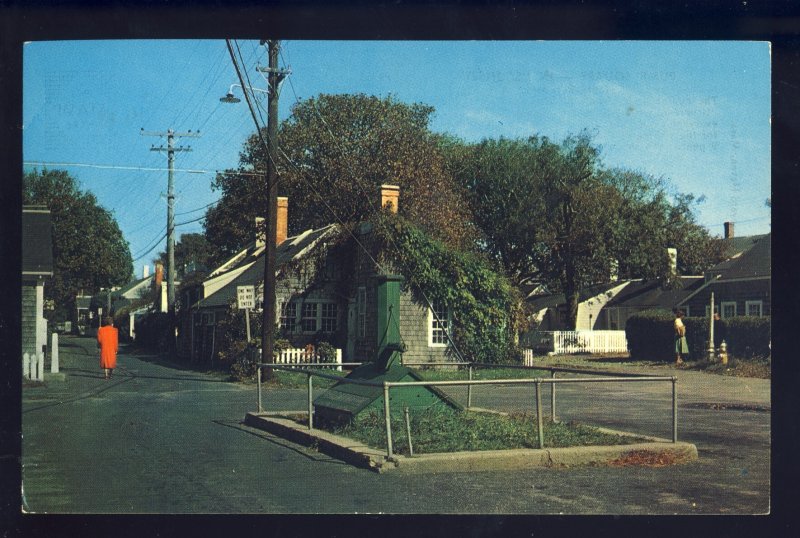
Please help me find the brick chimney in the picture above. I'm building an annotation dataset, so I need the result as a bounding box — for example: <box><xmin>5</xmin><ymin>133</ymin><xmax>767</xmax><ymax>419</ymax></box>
<box><xmin>380</xmin><ymin>184</ymin><xmax>400</xmax><ymax>213</ymax></box>
<box><xmin>255</xmin><ymin>217</ymin><xmax>265</xmax><ymax>249</ymax></box>
<box><xmin>154</xmin><ymin>262</ymin><xmax>163</xmax><ymax>288</ymax></box>
<box><xmin>724</xmin><ymin>221</ymin><xmax>734</xmax><ymax>239</ymax></box>
<box><xmin>277</xmin><ymin>197</ymin><xmax>288</xmax><ymax>245</ymax></box>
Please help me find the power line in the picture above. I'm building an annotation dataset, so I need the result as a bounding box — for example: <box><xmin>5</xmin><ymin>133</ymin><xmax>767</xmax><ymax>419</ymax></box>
<box><xmin>175</xmin><ymin>200</ymin><xmax>219</xmax><ymax>216</ymax></box>
<box><xmin>22</xmin><ymin>160</ymin><xmax>264</xmax><ymax>177</ymax></box>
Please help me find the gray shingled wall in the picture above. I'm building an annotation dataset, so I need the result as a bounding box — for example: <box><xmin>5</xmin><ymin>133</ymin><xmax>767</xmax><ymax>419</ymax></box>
<box><xmin>350</xmin><ymin>224</ymin><xmax>451</xmax><ymax>365</ymax></box>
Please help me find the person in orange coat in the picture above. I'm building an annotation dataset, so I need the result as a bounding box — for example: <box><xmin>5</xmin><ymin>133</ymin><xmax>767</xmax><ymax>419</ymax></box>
<box><xmin>97</xmin><ymin>316</ymin><xmax>119</xmax><ymax>379</ymax></box>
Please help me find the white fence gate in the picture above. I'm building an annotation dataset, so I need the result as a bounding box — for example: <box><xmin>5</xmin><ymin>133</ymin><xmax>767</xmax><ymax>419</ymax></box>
<box><xmin>275</xmin><ymin>347</ymin><xmax>343</xmax><ymax>371</ymax></box>
<box><xmin>524</xmin><ymin>330</ymin><xmax>628</xmax><ymax>363</ymax></box>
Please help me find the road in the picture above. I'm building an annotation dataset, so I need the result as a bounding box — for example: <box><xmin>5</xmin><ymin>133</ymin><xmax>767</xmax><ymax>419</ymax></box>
<box><xmin>21</xmin><ymin>336</ymin><xmax>770</xmax><ymax>514</ymax></box>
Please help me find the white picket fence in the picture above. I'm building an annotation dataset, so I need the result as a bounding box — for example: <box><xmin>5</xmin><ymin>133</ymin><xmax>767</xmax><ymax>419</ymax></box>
<box><xmin>523</xmin><ymin>330</ymin><xmax>628</xmax><ymax>364</ymax></box>
<box><xmin>275</xmin><ymin>347</ymin><xmax>343</xmax><ymax>371</ymax></box>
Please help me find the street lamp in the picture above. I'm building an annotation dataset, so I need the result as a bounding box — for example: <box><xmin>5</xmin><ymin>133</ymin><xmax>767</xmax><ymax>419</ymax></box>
<box><xmin>220</xmin><ymin>83</ymin><xmax>268</xmax><ymax>103</ymax></box>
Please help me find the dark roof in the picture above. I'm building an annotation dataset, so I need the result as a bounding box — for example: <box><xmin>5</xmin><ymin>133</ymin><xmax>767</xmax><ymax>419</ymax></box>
<box><xmin>22</xmin><ymin>208</ymin><xmax>54</xmax><ymax>277</ymax></box>
<box><xmin>116</xmin><ymin>275</ymin><xmax>152</xmax><ymax>296</ymax></box>
<box><xmin>714</xmin><ymin>233</ymin><xmax>770</xmax><ymax>281</ymax></box>
<box><xmin>722</xmin><ymin>234</ymin><xmax>768</xmax><ymax>259</ymax></box>
<box><xmin>194</xmin><ymin>225</ymin><xmax>339</xmax><ymax>309</ymax></box>
<box><xmin>526</xmin><ymin>281</ymin><xmax>623</xmax><ymax>311</ymax></box>
<box><xmin>605</xmin><ymin>277</ymin><xmax>704</xmax><ymax>310</ymax></box>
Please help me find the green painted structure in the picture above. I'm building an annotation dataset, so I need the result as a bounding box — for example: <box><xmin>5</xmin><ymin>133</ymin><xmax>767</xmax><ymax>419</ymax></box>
<box><xmin>313</xmin><ymin>275</ymin><xmax>461</xmax><ymax>425</ymax></box>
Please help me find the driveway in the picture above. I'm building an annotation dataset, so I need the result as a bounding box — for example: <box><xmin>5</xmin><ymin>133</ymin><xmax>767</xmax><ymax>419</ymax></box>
<box><xmin>21</xmin><ymin>336</ymin><xmax>769</xmax><ymax>514</ymax></box>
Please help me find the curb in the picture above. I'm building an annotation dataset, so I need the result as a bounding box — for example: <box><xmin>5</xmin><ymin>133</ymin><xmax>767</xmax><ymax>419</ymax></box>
<box><xmin>244</xmin><ymin>412</ymin><xmax>698</xmax><ymax>474</ymax></box>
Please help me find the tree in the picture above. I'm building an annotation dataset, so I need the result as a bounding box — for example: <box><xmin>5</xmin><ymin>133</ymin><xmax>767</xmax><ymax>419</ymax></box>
<box><xmin>600</xmin><ymin>169</ymin><xmax>726</xmax><ymax>280</ymax></box>
<box><xmin>23</xmin><ymin>169</ymin><xmax>133</xmax><ymax>322</ymax></box>
<box><xmin>154</xmin><ymin>232</ymin><xmax>213</xmax><ymax>279</ymax></box>
<box><xmin>442</xmin><ymin>136</ymin><xmax>549</xmax><ymax>287</ymax></box>
<box><xmin>451</xmin><ymin>133</ymin><xmax>726</xmax><ymax>329</ymax></box>
<box><xmin>205</xmin><ymin>93</ymin><xmax>476</xmax><ymax>261</ymax></box>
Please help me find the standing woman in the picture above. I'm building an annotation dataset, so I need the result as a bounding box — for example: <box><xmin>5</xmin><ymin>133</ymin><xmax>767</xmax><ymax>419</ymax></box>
<box><xmin>673</xmin><ymin>309</ymin><xmax>689</xmax><ymax>366</ymax></box>
<box><xmin>97</xmin><ymin>316</ymin><xmax>119</xmax><ymax>379</ymax></box>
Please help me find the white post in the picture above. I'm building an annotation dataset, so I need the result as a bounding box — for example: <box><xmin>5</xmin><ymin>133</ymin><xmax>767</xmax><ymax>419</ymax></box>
<box><xmin>36</xmin><ymin>352</ymin><xmax>44</xmax><ymax>381</ymax></box>
<box><xmin>336</xmin><ymin>348</ymin><xmax>342</xmax><ymax>371</ymax></box>
<box><xmin>708</xmin><ymin>292</ymin><xmax>716</xmax><ymax>362</ymax></box>
<box><xmin>51</xmin><ymin>332</ymin><xmax>59</xmax><ymax>373</ymax></box>
<box><xmin>23</xmin><ymin>353</ymin><xmax>30</xmax><ymax>379</ymax></box>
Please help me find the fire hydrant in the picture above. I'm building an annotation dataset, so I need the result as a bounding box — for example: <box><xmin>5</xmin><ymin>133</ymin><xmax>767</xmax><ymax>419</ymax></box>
<box><xmin>719</xmin><ymin>340</ymin><xmax>728</xmax><ymax>365</ymax></box>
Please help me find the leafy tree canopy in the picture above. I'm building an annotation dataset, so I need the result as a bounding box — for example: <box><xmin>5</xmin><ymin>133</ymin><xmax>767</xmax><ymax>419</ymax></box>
<box><xmin>154</xmin><ymin>232</ymin><xmax>213</xmax><ymax>279</ymax></box>
<box><xmin>23</xmin><ymin>169</ymin><xmax>133</xmax><ymax>322</ymax></box>
<box><xmin>445</xmin><ymin>132</ymin><xmax>726</xmax><ymax>329</ymax></box>
<box><xmin>205</xmin><ymin>93</ymin><xmax>476</xmax><ymax>264</ymax></box>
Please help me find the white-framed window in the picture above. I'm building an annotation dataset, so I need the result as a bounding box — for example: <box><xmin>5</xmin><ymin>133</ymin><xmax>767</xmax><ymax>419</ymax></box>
<box><xmin>280</xmin><ymin>301</ymin><xmax>297</xmax><ymax>333</ymax></box>
<box><xmin>746</xmin><ymin>300</ymin><xmax>763</xmax><ymax>317</ymax></box>
<box><xmin>428</xmin><ymin>301</ymin><xmax>450</xmax><ymax>347</ymax></box>
<box><xmin>357</xmin><ymin>287</ymin><xmax>366</xmax><ymax>338</ymax></box>
<box><xmin>301</xmin><ymin>302</ymin><xmax>318</xmax><ymax>332</ymax></box>
<box><xmin>721</xmin><ymin>301</ymin><xmax>737</xmax><ymax>319</ymax></box>
<box><xmin>705</xmin><ymin>305</ymin><xmax>720</xmax><ymax>318</ymax></box>
<box><xmin>683</xmin><ymin>306</ymin><xmax>690</xmax><ymax>317</ymax></box>
<box><xmin>321</xmin><ymin>303</ymin><xmax>338</xmax><ymax>333</ymax></box>
<box><xmin>204</xmin><ymin>312</ymin><xmax>215</xmax><ymax>326</ymax></box>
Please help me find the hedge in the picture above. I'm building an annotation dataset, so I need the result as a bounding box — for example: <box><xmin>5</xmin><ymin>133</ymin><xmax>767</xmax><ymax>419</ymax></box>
<box><xmin>720</xmin><ymin>316</ymin><xmax>771</xmax><ymax>359</ymax></box>
<box><xmin>626</xmin><ymin>310</ymin><xmax>771</xmax><ymax>361</ymax></box>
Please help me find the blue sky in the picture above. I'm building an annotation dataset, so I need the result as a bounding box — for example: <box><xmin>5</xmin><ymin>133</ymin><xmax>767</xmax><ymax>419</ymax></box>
<box><xmin>23</xmin><ymin>40</ymin><xmax>771</xmax><ymax>278</ymax></box>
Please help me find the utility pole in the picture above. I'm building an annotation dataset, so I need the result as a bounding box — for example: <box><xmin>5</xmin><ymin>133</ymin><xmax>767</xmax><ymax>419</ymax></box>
<box><xmin>257</xmin><ymin>40</ymin><xmax>289</xmax><ymax>379</ymax></box>
<box><xmin>141</xmin><ymin>128</ymin><xmax>201</xmax><ymax>316</ymax></box>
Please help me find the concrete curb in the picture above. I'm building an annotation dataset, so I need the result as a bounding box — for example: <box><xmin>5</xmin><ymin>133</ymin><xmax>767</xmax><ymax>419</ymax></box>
<box><xmin>244</xmin><ymin>412</ymin><xmax>698</xmax><ymax>474</ymax></box>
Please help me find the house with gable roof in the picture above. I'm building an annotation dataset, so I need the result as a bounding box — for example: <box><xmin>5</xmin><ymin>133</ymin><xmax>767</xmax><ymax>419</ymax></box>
<box><xmin>678</xmin><ymin>232</ymin><xmax>770</xmax><ymax>319</ymax></box>
<box><xmin>181</xmin><ymin>186</ymin><xmax>457</xmax><ymax>366</ymax></box>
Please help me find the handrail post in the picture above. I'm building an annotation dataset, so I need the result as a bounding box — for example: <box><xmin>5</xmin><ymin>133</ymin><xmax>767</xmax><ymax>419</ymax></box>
<box><xmin>257</xmin><ymin>365</ymin><xmax>263</xmax><ymax>413</ymax></box>
<box><xmin>383</xmin><ymin>382</ymin><xmax>394</xmax><ymax>459</ymax></box>
<box><xmin>404</xmin><ymin>406</ymin><xmax>414</xmax><ymax>457</ymax></box>
<box><xmin>535</xmin><ymin>380</ymin><xmax>544</xmax><ymax>449</ymax></box>
<box><xmin>550</xmin><ymin>370</ymin><xmax>557</xmax><ymax>423</ymax></box>
<box><xmin>672</xmin><ymin>376</ymin><xmax>678</xmax><ymax>443</ymax></box>
<box><xmin>308</xmin><ymin>372</ymin><xmax>314</xmax><ymax>430</ymax></box>
<box><xmin>467</xmin><ymin>365</ymin><xmax>473</xmax><ymax>409</ymax></box>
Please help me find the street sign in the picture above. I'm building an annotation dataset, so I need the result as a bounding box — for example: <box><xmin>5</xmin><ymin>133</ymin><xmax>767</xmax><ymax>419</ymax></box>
<box><xmin>237</xmin><ymin>285</ymin><xmax>255</xmax><ymax>310</ymax></box>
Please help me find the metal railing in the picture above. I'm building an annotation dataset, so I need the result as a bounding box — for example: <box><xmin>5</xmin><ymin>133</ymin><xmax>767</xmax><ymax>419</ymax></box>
<box><xmin>255</xmin><ymin>361</ymin><xmax>679</xmax><ymax>460</ymax></box>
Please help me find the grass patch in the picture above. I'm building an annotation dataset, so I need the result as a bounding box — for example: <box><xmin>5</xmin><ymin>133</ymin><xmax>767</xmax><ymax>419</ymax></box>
<box><xmin>416</xmin><ymin>367</ymin><xmax>552</xmax><ymax>381</ymax></box>
<box><xmin>325</xmin><ymin>408</ymin><xmax>645</xmax><ymax>455</ymax></box>
<box><xmin>263</xmin><ymin>368</ymin><xmax>347</xmax><ymax>389</ymax></box>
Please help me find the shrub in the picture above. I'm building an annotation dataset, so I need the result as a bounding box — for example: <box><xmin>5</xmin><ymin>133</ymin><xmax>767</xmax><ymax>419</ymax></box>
<box><xmin>316</xmin><ymin>341</ymin><xmax>337</xmax><ymax>363</ymax></box>
<box><xmin>722</xmin><ymin>316</ymin><xmax>770</xmax><ymax>359</ymax></box>
<box><xmin>627</xmin><ymin>311</ymin><xmax>771</xmax><ymax>362</ymax></box>
<box><xmin>625</xmin><ymin>309</ymin><xmax>674</xmax><ymax>362</ymax></box>
<box><xmin>230</xmin><ymin>344</ymin><xmax>260</xmax><ymax>381</ymax></box>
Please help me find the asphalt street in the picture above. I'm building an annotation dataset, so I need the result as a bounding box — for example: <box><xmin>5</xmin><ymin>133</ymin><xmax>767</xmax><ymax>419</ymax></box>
<box><xmin>21</xmin><ymin>336</ymin><xmax>770</xmax><ymax>514</ymax></box>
